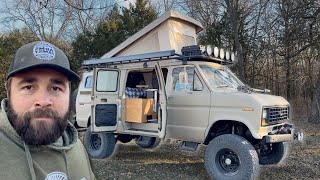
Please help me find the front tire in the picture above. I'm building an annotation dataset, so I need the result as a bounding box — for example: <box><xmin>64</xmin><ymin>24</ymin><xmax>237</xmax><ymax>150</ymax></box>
<box><xmin>259</xmin><ymin>142</ymin><xmax>288</xmax><ymax>165</ymax></box>
<box><xmin>83</xmin><ymin>127</ymin><xmax>115</xmax><ymax>159</ymax></box>
<box><xmin>204</xmin><ymin>134</ymin><xmax>259</xmax><ymax>180</ymax></box>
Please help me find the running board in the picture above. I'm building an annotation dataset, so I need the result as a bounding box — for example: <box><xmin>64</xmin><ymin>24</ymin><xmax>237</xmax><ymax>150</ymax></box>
<box><xmin>77</xmin><ymin>128</ymin><xmax>87</xmax><ymax>132</ymax></box>
<box><xmin>180</xmin><ymin>141</ymin><xmax>199</xmax><ymax>152</ymax></box>
<box><xmin>127</xmin><ymin>128</ymin><xmax>158</xmax><ymax>133</ymax></box>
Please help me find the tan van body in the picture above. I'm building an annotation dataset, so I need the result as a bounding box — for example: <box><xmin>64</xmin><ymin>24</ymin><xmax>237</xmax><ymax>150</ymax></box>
<box><xmin>75</xmin><ymin>11</ymin><xmax>302</xmax><ymax>180</ymax></box>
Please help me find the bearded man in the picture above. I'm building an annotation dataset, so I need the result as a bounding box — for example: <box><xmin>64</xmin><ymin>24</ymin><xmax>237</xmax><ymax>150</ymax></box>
<box><xmin>0</xmin><ymin>41</ymin><xmax>95</xmax><ymax>180</ymax></box>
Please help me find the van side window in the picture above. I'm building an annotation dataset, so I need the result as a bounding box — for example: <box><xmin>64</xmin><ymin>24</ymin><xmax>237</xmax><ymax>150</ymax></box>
<box><xmin>172</xmin><ymin>66</ymin><xmax>203</xmax><ymax>92</ymax></box>
<box><xmin>172</xmin><ymin>67</ymin><xmax>185</xmax><ymax>92</ymax></box>
<box><xmin>186</xmin><ymin>66</ymin><xmax>203</xmax><ymax>91</ymax></box>
<box><xmin>85</xmin><ymin>75</ymin><xmax>93</xmax><ymax>88</ymax></box>
<box><xmin>96</xmin><ymin>70</ymin><xmax>118</xmax><ymax>92</ymax></box>
<box><xmin>161</xmin><ymin>68</ymin><xmax>168</xmax><ymax>85</ymax></box>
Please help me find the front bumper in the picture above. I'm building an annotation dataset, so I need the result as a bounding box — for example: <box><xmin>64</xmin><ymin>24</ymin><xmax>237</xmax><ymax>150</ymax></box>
<box><xmin>263</xmin><ymin>124</ymin><xmax>303</xmax><ymax>143</ymax></box>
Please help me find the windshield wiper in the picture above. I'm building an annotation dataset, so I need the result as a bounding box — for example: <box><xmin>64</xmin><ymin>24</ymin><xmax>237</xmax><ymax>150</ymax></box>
<box><xmin>251</xmin><ymin>88</ymin><xmax>271</xmax><ymax>93</ymax></box>
<box><xmin>237</xmin><ymin>85</ymin><xmax>251</xmax><ymax>92</ymax></box>
<box><xmin>237</xmin><ymin>85</ymin><xmax>271</xmax><ymax>93</ymax></box>
<box><xmin>217</xmin><ymin>84</ymin><xmax>229</xmax><ymax>88</ymax></box>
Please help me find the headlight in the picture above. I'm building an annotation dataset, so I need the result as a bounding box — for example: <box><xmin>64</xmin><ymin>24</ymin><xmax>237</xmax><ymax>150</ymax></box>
<box><xmin>261</xmin><ymin>108</ymin><xmax>268</xmax><ymax>126</ymax></box>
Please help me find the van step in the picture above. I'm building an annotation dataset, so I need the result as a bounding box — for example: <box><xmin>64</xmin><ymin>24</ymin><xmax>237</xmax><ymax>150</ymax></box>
<box><xmin>180</xmin><ymin>141</ymin><xmax>199</xmax><ymax>152</ymax></box>
<box><xmin>77</xmin><ymin>128</ymin><xmax>87</xmax><ymax>132</ymax></box>
<box><xmin>127</xmin><ymin>128</ymin><xmax>158</xmax><ymax>133</ymax></box>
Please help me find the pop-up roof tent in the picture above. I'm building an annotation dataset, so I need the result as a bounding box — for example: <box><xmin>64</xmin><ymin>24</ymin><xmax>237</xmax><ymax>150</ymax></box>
<box><xmin>101</xmin><ymin>10</ymin><xmax>203</xmax><ymax>58</ymax></box>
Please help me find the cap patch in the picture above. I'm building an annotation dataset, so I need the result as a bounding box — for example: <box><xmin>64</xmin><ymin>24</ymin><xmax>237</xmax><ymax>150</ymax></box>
<box><xmin>33</xmin><ymin>42</ymin><xmax>55</xmax><ymax>60</ymax></box>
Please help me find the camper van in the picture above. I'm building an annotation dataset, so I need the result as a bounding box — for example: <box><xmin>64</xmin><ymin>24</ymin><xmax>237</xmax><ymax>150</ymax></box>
<box><xmin>74</xmin><ymin>10</ymin><xmax>303</xmax><ymax>179</ymax></box>
<box><xmin>75</xmin><ymin>44</ymin><xmax>302</xmax><ymax>180</ymax></box>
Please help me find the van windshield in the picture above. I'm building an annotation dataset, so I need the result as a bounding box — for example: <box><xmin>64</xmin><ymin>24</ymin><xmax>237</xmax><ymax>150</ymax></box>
<box><xmin>199</xmin><ymin>64</ymin><xmax>244</xmax><ymax>89</ymax></box>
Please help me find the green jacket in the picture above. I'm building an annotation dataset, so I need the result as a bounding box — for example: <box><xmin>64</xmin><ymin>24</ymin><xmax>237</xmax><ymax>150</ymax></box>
<box><xmin>0</xmin><ymin>99</ymin><xmax>95</xmax><ymax>180</ymax></box>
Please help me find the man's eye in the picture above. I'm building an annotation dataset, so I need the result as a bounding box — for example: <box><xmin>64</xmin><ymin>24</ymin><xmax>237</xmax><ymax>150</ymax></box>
<box><xmin>52</xmin><ymin>86</ymin><xmax>62</xmax><ymax>91</ymax></box>
<box><xmin>22</xmin><ymin>85</ymin><xmax>33</xmax><ymax>90</ymax></box>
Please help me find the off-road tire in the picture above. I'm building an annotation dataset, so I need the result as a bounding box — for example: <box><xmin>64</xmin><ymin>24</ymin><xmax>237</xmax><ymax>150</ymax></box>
<box><xmin>135</xmin><ymin>136</ymin><xmax>161</xmax><ymax>149</ymax></box>
<box><xmin>83</xmin><ymin>127</ymin><xmax>115</xmax><ymax>159</ymax></box>
<box><xmin>259</xmin><ymin>142</ymin><xmax>288</xmax><ymax>165</ymax></box>
<box><xmin>204</xmin><ymin>134</ymin><xmax>259</xmax><ymax>180</ymax></box>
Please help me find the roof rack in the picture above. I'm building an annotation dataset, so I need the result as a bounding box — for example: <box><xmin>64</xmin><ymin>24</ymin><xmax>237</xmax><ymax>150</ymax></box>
<box><xmin>82</xmin><ymin>50</ymin><xmax>180</xmax><ymax>69</ymax></box>
<box><xmin>82</xmin><ymin>47</ymin><xmax>233</xmax><ymax>70</ymax></box>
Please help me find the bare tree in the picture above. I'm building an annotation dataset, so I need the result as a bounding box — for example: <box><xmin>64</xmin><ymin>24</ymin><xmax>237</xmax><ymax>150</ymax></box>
<box><xmin>0</xmin><ymin>0</ymin><xmax>115</xmax><ymax>42</ymax></box>
<box><xmin>1</xmin><ymin>0</ymin><xmax>74</xmax><ymax>42</ymax></box>
<box><xmin>65</xmin><ymin>0</ymin><xmax>115</xmax><ymax>39</ymax></box>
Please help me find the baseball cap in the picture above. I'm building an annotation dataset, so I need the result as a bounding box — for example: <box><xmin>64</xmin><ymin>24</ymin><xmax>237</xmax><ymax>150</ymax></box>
<box><xmin>6</xmin><ymin>41</ymin><xmax>80</xmax><ymax>81</ymax></box>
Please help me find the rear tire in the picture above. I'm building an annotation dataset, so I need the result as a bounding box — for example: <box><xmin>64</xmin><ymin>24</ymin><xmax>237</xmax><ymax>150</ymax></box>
<box><xmin>83</xmin><ymin>127</ymin><xmax>115</xmax><ymax>159</ymax></box>
<box><xmin>135</xmin><ymin>136</ymin><xmax>161</xmax><ymax>149</ymax></box>
<box><xmin>204</xmin><ymin>134</ymin><xmax>259</xmax><ymax>180</ymax></box>
<box><xmin>259</xmin><ymin>142</ymin><xmax>288</xmax><ymax>165</ymax></box>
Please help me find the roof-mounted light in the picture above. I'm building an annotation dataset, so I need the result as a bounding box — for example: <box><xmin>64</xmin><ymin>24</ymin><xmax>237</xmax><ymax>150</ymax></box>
<box><xmin>219</xmin><ymin>49</ymin><xmax>225</xmax><ymax>59</ymax></box>
<box><xmin>213</xmin><ymin>47</ymin><xmax>219</xmax><ymax>58</ymax></box>
<box><xmin>231</xmin><ymin>52</ymin><xmax>235</xmax><ymax>62</ymax></box>
<box><xmin>225</xmin><ymin>51</ymin><xmax>230</xmax><ymax>60</ymax></box>
<box><xmin>180</xmin><ymin>45</ymin><xmax>236</xmax><ymax>64</ymax></box>
<box><xmin>206</xmin><ymin>45</ymin><xmax>212</xmax><ymax>56</ymax></box>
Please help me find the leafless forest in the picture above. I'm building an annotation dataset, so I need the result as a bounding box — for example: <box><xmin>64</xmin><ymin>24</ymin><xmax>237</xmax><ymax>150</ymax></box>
<box><xmin>1</xmin><ymin>1</ymin><xmax>320</xmax><ymax>178</ymax></box>
<box><xmin>1</xmin><ymin>0</ymin><xmax>320</xmax><ymax>122</ymax></box>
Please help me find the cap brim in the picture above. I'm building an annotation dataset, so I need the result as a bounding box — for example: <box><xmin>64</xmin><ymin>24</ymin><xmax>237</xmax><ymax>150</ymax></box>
<box><xmin>7</xmin><ymin>64</ymin><xmax>80</xmax><ymax>81</ymax></box>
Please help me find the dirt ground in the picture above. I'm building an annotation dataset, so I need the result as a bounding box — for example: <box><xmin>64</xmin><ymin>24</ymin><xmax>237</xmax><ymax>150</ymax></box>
<box><xmin>88</xmin><ymin>118</ymin><xmax>320</xmax><ymax>180</ymax></box>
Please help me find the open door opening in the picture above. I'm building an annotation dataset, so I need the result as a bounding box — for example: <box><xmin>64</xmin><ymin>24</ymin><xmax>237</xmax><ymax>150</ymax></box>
<box><xmin>122</xmin><ymin>65</ymin><xmax>167</xmax><ymax>138</ymax></box>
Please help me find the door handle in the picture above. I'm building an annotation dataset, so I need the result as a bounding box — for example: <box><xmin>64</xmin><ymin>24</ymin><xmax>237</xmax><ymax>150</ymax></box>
<box><xmin>101</xmin><ymin>98</ymin><xmax>108</xmax><ymax>102</ymax></box>
<box><xmin>167</xmin><ymin>96</ymin><xmax>175</xmax><ymax>100</ymax></box>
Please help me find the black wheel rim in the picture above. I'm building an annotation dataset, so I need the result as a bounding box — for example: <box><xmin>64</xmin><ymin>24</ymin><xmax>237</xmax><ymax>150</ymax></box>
<box><xmin>216</xmin><ymin>148</ymin><xmax>240</xmax><ymax>174</ymax></box>
<box><xmin>91</xmin><ymin>134</ymin><xmax>102</xmax><ymax>150</ymax></box>
<box><xmin>260</xmin><ymin>143</ymin><xmax>272</xmax><ymax>156</ymax></box>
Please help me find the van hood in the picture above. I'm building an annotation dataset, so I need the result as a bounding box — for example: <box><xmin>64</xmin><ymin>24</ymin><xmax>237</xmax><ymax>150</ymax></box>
<box><xmin>212</xmin><ymin>89</ymin><xmax>289</xmax><ymax>109</ymax></box>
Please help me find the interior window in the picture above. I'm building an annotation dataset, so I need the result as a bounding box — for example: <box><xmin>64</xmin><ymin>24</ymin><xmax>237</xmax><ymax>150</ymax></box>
<box><xmin>85</xmin><ymin>75</ymin><xmax>93</xmax><ymax>88</ymax></box>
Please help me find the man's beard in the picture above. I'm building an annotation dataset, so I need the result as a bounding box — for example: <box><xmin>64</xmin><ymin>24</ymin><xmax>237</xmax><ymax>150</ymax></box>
<box><xmin>7</xmin><ymin>102</ymin><xmax>69</xmax><ymax>146</ymax></box>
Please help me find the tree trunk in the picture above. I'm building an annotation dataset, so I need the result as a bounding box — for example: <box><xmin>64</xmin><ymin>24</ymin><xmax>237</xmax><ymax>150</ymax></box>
<box><xmin>308</xmin><ymin>74</ymin><xmax>320</xmax><ymax>123</ymax></box>
<box><xmin>225</xmin><ymin>0</ymin><xmax>245</xmax><ymax>82</ymax></box>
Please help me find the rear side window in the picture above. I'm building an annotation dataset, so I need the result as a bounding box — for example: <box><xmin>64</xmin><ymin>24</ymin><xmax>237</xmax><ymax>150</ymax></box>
<box><xmin>96</xmin><ymin>70</ymin><xmax>119</xmax><ymax>92</ymax></box>
<box><xmin>85</xmin><ymin>75</ymin><xmax>93</xmax><ymax>88</ymax></box>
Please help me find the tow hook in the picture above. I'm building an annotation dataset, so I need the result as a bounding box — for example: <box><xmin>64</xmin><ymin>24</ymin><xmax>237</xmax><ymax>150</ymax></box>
<box><xmin>294</xmin><ymin>131</ymin><xmax>303</xmax><ymax>142</ymax></box>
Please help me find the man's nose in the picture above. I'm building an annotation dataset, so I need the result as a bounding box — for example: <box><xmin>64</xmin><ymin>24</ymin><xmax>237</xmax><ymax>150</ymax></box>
<box><xmin>34</xmin><ymin>90</ymin><xmax>53</xmax><ymax>108</ymax></box>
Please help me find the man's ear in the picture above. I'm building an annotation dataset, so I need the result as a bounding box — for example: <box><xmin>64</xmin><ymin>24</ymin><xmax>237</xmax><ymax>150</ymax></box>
<box><xmin>5</xmin><ymin>78</ymin><xmax>11</xmax><ymax>98</ymax></box>
<box><xmin>5</xmin><ymin>82</ymin><xmax>8</xmax><ymax>97</ymax></box>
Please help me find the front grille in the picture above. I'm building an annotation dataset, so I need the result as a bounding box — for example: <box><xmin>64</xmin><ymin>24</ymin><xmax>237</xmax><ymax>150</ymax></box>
<box><xmin>268</xmin><ymin>107</ymin><xmax>289</xmax><ymax>124</ymax></box>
